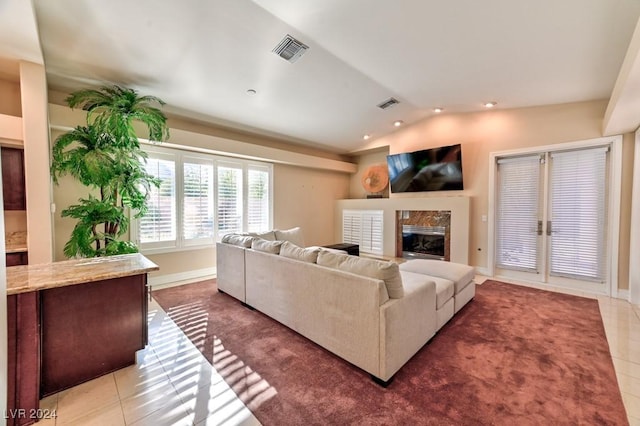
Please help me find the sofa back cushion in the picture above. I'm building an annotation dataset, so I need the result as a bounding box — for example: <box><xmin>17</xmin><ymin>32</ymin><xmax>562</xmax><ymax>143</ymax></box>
<box><xmin>221</xmin><ymin>234</ymin><xmax>254</xmax><ymax>248</ymax></box>
<box><xmin>279</xmin><ymin>241</ymin><xmax>319</xmax><ymax>263</ymax></box>
<box><xmin>251</xmin><ymin>238</ymin><xmax>283</xmax><ymax>254</ymax></box>
<box><xmin>274</xmin><ymin>227</ymin><xmax>305</xmax><ymax>247</ymax></box>
<box><xmin>317</xmin><ymin>250</ymin><xmax>404</xmax><ymax>299</ymax></box>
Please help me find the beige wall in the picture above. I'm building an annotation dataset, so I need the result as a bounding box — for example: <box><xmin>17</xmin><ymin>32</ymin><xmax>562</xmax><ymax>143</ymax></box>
<box><xmin>353</xmin><ymin>100</ymin><xmax>634</xmax><ymax>290</ymax></box>
<box><xmin>274</xmin><ymin>164</ymin><xmax>351</xmax><ymax>246</ymax></box>
<box><xmin>0</xmin><ymin>79</ymin><xmax>21</xmax><ymax>116</ymax></box>
<box><xmin>49</xmin><ymin>103</ymin><xmax>353</xmax><ymax>279</ymax></box>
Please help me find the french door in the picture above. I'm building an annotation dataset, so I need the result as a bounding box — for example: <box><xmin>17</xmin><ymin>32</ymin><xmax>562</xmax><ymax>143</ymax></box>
<box><xmin>493</xmin><ymin>142</ymin><xmax>614</xmax><ymax>294</ymax></box>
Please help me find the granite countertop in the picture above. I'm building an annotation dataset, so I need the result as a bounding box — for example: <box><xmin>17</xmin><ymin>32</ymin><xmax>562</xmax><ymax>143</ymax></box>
<box><xmin>7</xmin><ymin>253</ymin><xmax>159</xmax><ymax>295</ymax></box>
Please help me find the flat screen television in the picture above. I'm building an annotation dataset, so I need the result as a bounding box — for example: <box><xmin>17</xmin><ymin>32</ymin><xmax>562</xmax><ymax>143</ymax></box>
<box><xmin>387</xmin><ymin>144</ymin><xmax>463</xmax><ymax>193</ymax></box>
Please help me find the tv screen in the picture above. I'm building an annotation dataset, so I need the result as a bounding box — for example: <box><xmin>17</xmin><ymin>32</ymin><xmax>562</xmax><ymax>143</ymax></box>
<box><xmin>387</xmin><ymin>144</ymin><xmax>463</xmax><ymax>193</ymax></box>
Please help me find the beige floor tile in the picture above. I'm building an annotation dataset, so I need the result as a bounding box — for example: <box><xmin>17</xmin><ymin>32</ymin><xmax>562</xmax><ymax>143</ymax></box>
<box><xmin>618</xmin><ymin>373</ymin><xmax>640</xmax><ymax>398</ymax></box>
<box><xmin>57</xmin><ymin>401</ymin><xmax>124</xmax><ymax>426</ymax></box>
<box><xmin>128</xmin><ymin>405</ymin><xmax>194</xmax><ymax>426</ymax></box>
<box><xmin>114</xmin><ymin>349</ymin><xmax>170</xmax><ymax>400</ymax></box>
<box><xmin>607</xmin><ymin>339</ymin><xmax>640</xmax><ymax>362</ymax></box>
<box><xmin>623</xmin><ymin>393</ymin><xmax>640</xmax><ymax>419</ymax></box>
<box><xmin>630</xmin><ymin>416</ymin><xmax>640</xmax><ymax>426</ymax></box>
<box><xmin>120</xmin><ymin>379</ymin><xmax>188</xmax><ymax>425</ymax></box>
<box><xmin>55</xmin><ymin>374</ymin><xmax>120</xmax><ymax>424</ymax></box>
<box><xmin>613</xmin><ymin>357</ymin><xmax>640</xmax><ymax>380</ymax></box>
<box><xmin>179</xmin><ymin>378</ymin><xmax>259</xmax><ymax>425</ymax></box>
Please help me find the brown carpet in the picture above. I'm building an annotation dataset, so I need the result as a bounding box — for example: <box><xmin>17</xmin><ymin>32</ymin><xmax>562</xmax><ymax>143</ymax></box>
<box><xmin>152</xmin><ymin>280</ymin><xmax>628</xmax><ymax>425</ymax></box>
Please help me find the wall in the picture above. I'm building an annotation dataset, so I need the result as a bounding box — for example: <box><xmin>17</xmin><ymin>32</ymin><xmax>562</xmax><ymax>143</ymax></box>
<box><xmin>353</xmin><ymin>100</ymin><xmax>634</xmax><ymax>290</ymax></box>
<box><xmin>274</xmin><ymin>164</ymin><xmax>350</xmax><ymax>247</ymax></box>
<box><xmin>49</xmin><ymin>102</ymin><xmax>354</xmax><ymax>282</ymax></box>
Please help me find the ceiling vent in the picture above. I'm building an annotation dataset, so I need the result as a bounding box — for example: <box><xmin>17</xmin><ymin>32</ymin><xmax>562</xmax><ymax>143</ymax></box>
<box><xmin>273</xmin><ymin>34</ymin><xmax>308</xmax><ymax>63</ymax></box>
<box><xmin>377</xmin><ymin>97</ymin><xmax>400</xmax><ymax>109</ymax></box>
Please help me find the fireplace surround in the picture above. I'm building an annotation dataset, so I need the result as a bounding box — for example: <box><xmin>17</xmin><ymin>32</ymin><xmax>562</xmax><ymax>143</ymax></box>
<box><xmin>396</xmin><ymin>210</ymin><xmax>451</xmax><ymax>261</ymax></box>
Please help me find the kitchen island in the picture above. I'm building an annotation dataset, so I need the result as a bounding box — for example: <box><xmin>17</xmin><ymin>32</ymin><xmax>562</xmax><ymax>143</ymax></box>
<box><xmin>6</xmin><ymin>253</ymin><xmax>158</xmax><ymax>426</ymax></box>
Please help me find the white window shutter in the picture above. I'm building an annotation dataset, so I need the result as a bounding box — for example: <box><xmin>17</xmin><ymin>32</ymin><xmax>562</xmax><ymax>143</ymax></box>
<box><xmin>217</xmin><ymin>165</ymin><xmax>243</xmax><ymax>237</ymax></box>
<box><xmin>247</xmin><ymin>167</ymin><xmax>270</xmax><ymax>232</ymax></box>
<box><xmin>183</xmin><ymin>159</ymin><xmax>214</xmax><ymax>244</ymax></box>
<box><xmin>342</xmin><ymin>210</ymin><xmax>383</xmax><ymax>255</ymax></box>
<box><xmin>140</xmin><ymin>156</ymin><xmax>176</xmax><ymax>245</ymax></box>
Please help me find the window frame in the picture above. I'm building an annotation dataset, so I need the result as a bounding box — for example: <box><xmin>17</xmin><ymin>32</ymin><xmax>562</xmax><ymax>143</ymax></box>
<box><xmin>131</xmin><ymin>144</ymin><xmax>274</xmax><ymax>255</ymax></box>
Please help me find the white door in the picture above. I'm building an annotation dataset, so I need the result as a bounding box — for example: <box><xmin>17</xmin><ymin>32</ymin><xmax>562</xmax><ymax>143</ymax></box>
<box><xmin>494</xmin><ymin>145</ymin><xmax>611</xmax><ymax>294</ymax></box>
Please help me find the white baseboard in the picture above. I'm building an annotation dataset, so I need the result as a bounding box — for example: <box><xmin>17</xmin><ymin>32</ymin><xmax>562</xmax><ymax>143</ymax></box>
<box><xmin>616</xmin><ymin>289</ymin><xmax>629</xmax><ymax>301</ymax></box>
<box><xmin>148</xmin><ymin>267</ymin><xmax>216</xmax><ymax>291</ymax></box>
<box><xmin>474</xmin><ymin>266</ymin><xmax>491</xmax><ymax>277</ymax></box>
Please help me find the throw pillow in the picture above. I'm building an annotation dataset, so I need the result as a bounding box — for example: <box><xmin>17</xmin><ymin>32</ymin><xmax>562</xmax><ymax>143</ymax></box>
<box><xmin>274</xmin><ymin>227</ymin><xmax>305</xmax><ymax>247</ymax></box>
<box><xmin>279</xmin><ymin>241</ymin><xmax>320</xmax><ymax>263</ymax></box>
<box><xmin>251</xmin><ymin>238</ymin><xmax>283</xmax><ymax>254</ymax></box>
<box><xmin>247</xmin><ymin>230</ymin><xmax>276</xmax><ymax>241</ymax></box>
<box><xmin>317</xmin><ymin>250</ymin><xmax>404</xmax><ymax>299</ymax></box>
<box><xmin>221</xmin><ymin>234</ymin><xmax>254</xmax><ymax>248</ymax></box>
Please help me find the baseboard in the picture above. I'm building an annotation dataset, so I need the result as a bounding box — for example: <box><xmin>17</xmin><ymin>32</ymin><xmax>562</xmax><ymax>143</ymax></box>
<box><xmin>616</xmin><ymin>289</ymin><xmax>629</xmax><ymax>301</ymax></box>
<box><xmin>148</xmin><ymin>267</ymin><xmax>216</xmax><ymax>291</ymax></box>
<box><xmin>474</xmin><ymin>266</ymin><xmax>491</xmax><ymax>277</ymax></box>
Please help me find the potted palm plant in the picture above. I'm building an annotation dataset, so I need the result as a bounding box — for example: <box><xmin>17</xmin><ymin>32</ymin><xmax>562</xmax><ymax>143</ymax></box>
<box><xmin>51</xmin><ymin>85</ymin><xmax>170</xmax><ymax>258</ymax></box>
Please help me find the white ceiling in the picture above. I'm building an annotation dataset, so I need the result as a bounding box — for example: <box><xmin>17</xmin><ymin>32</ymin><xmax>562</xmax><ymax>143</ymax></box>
<box><xmin>2</xmin><ymin>1</ymin><xmax>640</xmax><ymax>153</ymax></box>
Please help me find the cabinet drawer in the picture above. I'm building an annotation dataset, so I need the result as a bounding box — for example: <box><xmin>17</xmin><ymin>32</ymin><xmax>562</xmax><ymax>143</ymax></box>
<box><xmin>1</xmin><ymin>147</ymin><xmax>26</xmax><ymax>210</ymax></box>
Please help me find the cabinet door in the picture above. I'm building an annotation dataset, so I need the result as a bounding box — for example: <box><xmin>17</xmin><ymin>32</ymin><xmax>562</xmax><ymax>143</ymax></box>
<box><xmin>1</xmin><ymin>147</ymin><xmax>26</xmax><ymax>210</ymax></box>
<box><xmin>6</xmin><ymin>252</ymin><xmax>28</xmax><ymax>266</ymax></box>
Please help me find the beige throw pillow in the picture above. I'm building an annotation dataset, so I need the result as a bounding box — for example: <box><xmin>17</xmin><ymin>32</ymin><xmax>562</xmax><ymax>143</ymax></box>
<box><xmin>274</xmin><ymin>227</ymin><xmax>305</xmax><ymax>247</ymax></box>
<box><xmin>221</xmin><ymin>234</ymin><xmax>254</xmax><ymax>248</ymax></box>
<box><xmin>279</xmin><ymin>241</ymin><xmax>319</xmax><ymax>263</ymax></box>
<box><xmin>247</xmin><ymin>230</ymin><xmax>276</xmax><ymax>241</ymax></box>
<box><xmin>317</xmin><ymin>250</ymin><xmax>404</xmax><ymax>299</ymax></box>
<box><xmin>251</xmin><ymin>238</ymin><xmax>283</xmax><ymax>254</ymax></box>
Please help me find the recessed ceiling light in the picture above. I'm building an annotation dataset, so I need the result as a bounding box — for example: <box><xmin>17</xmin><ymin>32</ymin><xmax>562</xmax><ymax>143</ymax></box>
<box><xmin>363</xmin><ymin>134</ymin><xmax>371</xmax><ymax>140</ymax></box>
<box><xmin>484</xmin><ymin>101</ymin><xmax>497</xmax><ymax>108</ymax></box>
<box><xmin>393</xmin><ymin>120</ymin><xmax>404</xmax><ymax>127</ymax></box>
<box><xmin>434</xmin><ymin>107</ymin><xmax>444</xmax><ymax>113</ymax></box>
<box><xmin>246</xmin><ymin>89</ymin><xmax>257</xmax><ymax>96</ymax></box>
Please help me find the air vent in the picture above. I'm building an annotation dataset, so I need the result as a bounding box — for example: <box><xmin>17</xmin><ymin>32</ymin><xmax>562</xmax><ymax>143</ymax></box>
<box><xmin>273</xmin><ymin>34</ymin><xmax>308</xmax><ymax>63</ymax></box>
<box><xmin>377</xmin><ymin>97</ymin><xmax>400</xmax><ymax>109</ymax></box>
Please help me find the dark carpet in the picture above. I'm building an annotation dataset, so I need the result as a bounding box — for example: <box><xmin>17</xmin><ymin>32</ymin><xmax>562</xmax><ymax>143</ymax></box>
<box><xmin>153</xmin><ymin>279</ymin><xmax>628</xmax><ymax>425</ymax></box>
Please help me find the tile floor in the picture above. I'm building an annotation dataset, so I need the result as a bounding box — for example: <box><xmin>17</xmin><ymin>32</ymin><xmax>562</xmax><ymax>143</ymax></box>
<box><xmin>36</xmin><ymin>278</ymin><xmax>640</xmax><ymax>425</ymax></box>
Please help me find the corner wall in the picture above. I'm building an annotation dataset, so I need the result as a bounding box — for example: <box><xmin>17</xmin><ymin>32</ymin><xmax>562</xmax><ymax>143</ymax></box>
<box><xmin>352</xmin><ymin>100</ymin><xmax>634</xmax><ymax>290</ymax></box>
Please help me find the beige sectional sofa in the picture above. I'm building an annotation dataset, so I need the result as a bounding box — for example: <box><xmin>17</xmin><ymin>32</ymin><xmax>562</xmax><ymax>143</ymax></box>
<box><xmin>215</xmin><ymin>229</ymin><xmax>475</xmax><ymax>384</ymax></box>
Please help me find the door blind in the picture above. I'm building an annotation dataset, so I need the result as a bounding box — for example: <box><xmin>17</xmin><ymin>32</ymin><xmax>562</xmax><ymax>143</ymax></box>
<box><xmin>549</xmin><ymin>147</ymin><xmax>608</xmax><ymax>282</ymax></box>
<box><xmin>496</xmin><ymin>155</ymin><xmax>541</xmax><ymax>271</ymax></box>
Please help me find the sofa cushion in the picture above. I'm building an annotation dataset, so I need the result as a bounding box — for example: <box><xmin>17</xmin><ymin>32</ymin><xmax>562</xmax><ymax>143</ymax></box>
<box><xmin>279</xmin><ymin>241</ymin><xmax>319</xmax><ymax>263</ymax></box>
<box><xmin>275</xmin><ymin>227</ymin><xmax>305</xmax><ymax>247</ymax></box>
<box><xmin>317</xmin><ymin>251</ymin><xmax>404</xmax><ymax>299</ymax></box>
<box><xmin>251</xmin><ymin>238</ymin><xmax>283</xmax><ymax>254</ymax></box>
<box><xmin>247</xmin><ymin>230</ymin><xmax>276</xmax><ymax>241</ymax></box>
<box><xmin>221</xmin><ymin>234</ymin><xmax>254</xmax><ymax>248</ymax></box>
<box><xmin>399</xmin><ymin>259</ymin><xmax>474</xmax><ymax>294</ymax></box>
<box><xmin>400</xmin><ymin>271</ymin><xmax>453</xmax><ymax>309</ymax></box>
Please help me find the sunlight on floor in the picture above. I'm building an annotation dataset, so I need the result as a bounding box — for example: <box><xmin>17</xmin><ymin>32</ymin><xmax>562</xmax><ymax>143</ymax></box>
<box><xmin>37</xmin><ymin>298</ymin><xmax>264</xmax><ymax>425</ymax></box>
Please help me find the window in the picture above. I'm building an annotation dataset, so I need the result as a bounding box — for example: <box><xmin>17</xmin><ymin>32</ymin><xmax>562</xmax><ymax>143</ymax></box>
<box><xmin>134</xmin><ymin>145</ymin><xmax>273</xmax><ymax>253</ymax></box>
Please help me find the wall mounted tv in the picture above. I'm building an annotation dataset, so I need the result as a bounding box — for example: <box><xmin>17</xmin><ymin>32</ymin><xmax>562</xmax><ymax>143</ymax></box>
<box><xmin>387</xmin><ymin>143</ymin><xmax>464</xmax><ymax>193</ymax></box>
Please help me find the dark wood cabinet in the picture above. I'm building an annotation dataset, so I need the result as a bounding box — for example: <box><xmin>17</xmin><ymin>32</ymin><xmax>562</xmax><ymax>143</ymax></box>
<box><xmin>6</xmin><ymin>252</ymin><xmax>28</xmax><ymax>266</ymax></box>
<box><xmin>1</xmin><ymin>147</ymin><xmax>26</xmax><ymax>210</ymax></box>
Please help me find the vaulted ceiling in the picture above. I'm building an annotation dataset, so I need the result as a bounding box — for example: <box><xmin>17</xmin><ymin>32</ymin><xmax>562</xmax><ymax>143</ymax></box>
<box><xmin>1</xmin><ymin>0</ymin><xmax>640</xmax><ymax>153</ymax></box>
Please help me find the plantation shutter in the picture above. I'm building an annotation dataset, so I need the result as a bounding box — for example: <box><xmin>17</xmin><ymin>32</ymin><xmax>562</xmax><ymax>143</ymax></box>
<box><xmin>183</xmin><ymin>158</ymin><xmax>214</xmax><ymax>245</ymax></box>
<box><xmin>496</xmin><ymin>155</ymin><xmax>541</xmax><ymax>271</ymax></box>
<box><xmin>140</xmin><ymin>155</ymin><xmax>176</xmax><ymax>246</ymax></box>
<box><xmin>217</xmin><ymin>165</ymin><xmax>243</xmax><ymax>237</ymax></box>
<box><xmin>342</xmin><ymin>210</ymin><xmax>383</xmax><ymax>255</ymax></box>
<box><xmin>247</xmin><ymin>167</ymin><xmax>270</xmax><ymax>232</ymax></box>
<box><xmin>549</xmin><ymin>147</ymin><xmax>608</xmax><ymax>282</ymax></box>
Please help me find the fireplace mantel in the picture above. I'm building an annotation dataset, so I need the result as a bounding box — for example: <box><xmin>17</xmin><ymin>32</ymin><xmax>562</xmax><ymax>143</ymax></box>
<box><xmin>334</xmin><ymin>197</ymin><xmax>470</xmax><ymax>264</ymax></box>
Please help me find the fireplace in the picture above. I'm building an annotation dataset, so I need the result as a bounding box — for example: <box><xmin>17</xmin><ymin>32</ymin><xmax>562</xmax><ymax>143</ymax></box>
<box><xmin>396</xmin><ymin>210</ymin><xmax>451</xmax><ymax>261</ymax></box>
<box><xmin>402</xmin><ymin>225</ymin><xmax>446</xmax><ymax>260</ymax></box>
